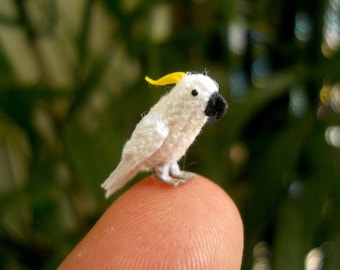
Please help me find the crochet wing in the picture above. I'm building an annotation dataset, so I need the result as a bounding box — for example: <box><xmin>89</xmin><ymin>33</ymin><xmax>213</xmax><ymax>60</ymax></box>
<box><xmin>101</xmin><ymin>114</ymin><xmax>169</xmax><ymax>198</ymax></box>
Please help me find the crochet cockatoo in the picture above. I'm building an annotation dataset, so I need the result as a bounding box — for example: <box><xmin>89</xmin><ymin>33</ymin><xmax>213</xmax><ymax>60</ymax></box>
<box><xmin>101</xmin><ymin>71</ymin><xmax>227</xmax><ymax>198</ymax></box>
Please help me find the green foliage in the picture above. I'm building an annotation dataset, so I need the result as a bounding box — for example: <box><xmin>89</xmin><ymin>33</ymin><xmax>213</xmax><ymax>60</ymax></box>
<box><xmin>0</xmin><ymin>0</ymin><xmax>339</xmax><ymax>269</ymax></box>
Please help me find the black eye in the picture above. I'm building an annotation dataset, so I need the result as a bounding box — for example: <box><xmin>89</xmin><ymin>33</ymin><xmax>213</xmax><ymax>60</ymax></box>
<box><xmin>191</xmin><ymin>89</ymin><xmax>198</xmax><ymax>96</ymax></box>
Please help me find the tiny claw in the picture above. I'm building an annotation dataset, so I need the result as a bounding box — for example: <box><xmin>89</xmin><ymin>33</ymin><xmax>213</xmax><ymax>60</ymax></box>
<box><xmin>155</xmin><ymin>174</ymin><xmax>187</xmax><ymax>186</ymax></box>
<box><xmin>155</xmin><ymin>170</ymin><xmax>196</xmax><ymax>186</ymax></box>
<box><xmin>174</xmin><ymin>171</ymin><xmax>196</xmax><ymax>180</ymax></box>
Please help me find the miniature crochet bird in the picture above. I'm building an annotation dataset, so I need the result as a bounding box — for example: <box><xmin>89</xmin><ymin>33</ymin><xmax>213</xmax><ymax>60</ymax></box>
<box><xmin>101</xmin><ymin>71</ymin><xmax>227</xmax><ymax>198</ymax></box>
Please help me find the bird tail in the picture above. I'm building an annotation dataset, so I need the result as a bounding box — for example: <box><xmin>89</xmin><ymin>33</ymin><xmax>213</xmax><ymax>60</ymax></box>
<box><xmin>101</xmin><ymin>160</ymin><xmax>140</xmax><ymax>198</ymax></box>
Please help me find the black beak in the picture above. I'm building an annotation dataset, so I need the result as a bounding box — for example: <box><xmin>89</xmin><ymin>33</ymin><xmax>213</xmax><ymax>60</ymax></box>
<box><xmin>204</xmin><ymin>92</ymin><xmax>228</xmax><ymax>124</ymax></box>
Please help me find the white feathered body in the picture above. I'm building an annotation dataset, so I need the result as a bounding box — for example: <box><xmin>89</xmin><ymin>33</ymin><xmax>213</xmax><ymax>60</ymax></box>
<box><xmin>101</xmin><ymin>74</ymin><xmax>221</xmax><ymax>197</ymax></box>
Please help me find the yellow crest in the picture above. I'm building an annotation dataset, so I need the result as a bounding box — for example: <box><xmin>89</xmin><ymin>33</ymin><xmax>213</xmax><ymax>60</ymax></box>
<box><xmin>145</xmin><ymin>72</ymin><xmax>186</xmax><ymax>86</ymax></box>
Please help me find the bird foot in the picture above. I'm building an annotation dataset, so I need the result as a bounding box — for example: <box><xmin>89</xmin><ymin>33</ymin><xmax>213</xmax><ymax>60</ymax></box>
<box><xmin>171</xmin><ymin>170</ymin><xmax>196</xmax><ymax>180</ymax></box>
<box><xmin>159</xmin><ymin>176</ymin><xmax>187</xmax><ymax>186</ymax></box>
<box><xmin>156</xmin><ymin>170</ymin><xmax>196</xmax><ymax>186</ymax></box>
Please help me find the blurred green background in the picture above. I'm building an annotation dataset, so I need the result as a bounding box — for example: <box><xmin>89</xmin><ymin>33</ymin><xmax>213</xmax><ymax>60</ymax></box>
<box><xmin>0</xmin><ymin>0</ymin><xmax>339</xmax><ymax>269</ymax></box>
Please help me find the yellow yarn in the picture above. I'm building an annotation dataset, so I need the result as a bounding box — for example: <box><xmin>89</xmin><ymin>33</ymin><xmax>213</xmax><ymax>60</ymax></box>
<box><xmin>145</xmin><ymin>72</ymin><xmax>186</xmax><ymax>86</ymax></box>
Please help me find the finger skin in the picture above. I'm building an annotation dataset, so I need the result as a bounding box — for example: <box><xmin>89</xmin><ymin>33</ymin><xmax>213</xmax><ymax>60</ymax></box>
<box><xmin>59</xmin><ymin>175</ymin><xmax>244</xmax><ymax>269</ymax></box>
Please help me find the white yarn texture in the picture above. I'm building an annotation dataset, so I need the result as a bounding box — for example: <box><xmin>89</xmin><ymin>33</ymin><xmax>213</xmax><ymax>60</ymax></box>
<box><xmin>101</xmin><ymin>73</ymin><xmax>220</xmax><ymax>198</ymax></box>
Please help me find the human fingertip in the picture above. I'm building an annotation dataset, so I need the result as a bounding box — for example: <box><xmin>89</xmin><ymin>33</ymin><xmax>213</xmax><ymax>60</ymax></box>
<box><xmin>59</xmin><ymin>174</ymin><xmax>243</xmax><ymax>269</ymax></box>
